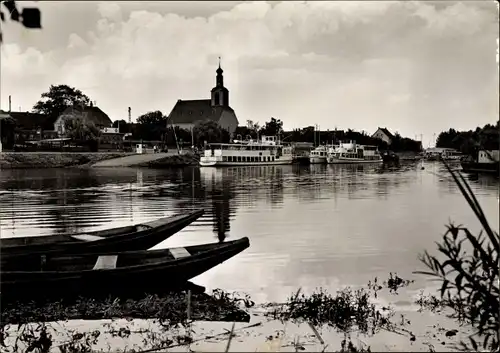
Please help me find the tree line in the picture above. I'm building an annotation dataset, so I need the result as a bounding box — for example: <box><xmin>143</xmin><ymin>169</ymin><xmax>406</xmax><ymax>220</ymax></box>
<box><xmin>6</xmin><ymin>83</ymin><xmax>486</xmax><ymax>154</ymax></box>
<box><xmin>436</xmin><ymin>121</ymin><xmax>499</xmax><ymax>154</ymax></box>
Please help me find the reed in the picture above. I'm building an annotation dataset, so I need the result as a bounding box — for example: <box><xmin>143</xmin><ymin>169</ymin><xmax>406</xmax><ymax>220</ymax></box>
<box><xmin>414</xmin><ymin>158</ymin><xmax>499</xmax><ymax>351</ymax></box>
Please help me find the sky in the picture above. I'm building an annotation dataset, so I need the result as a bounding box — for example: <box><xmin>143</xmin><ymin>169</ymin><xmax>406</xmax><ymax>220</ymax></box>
<box><xmin>1</xmin><ymin>1</ymin><xmax>498</xmax><ymax>147</ymax></box>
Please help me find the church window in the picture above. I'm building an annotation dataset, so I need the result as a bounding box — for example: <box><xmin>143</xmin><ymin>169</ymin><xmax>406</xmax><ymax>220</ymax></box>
<box><xmin>214</xmin><ymin>92</ymin><xmax>220</xmax><ymax>105</ymax></box>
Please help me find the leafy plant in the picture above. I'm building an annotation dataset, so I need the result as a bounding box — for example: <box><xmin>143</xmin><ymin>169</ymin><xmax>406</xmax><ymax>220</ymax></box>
<box><xmin>0</xmin><ymin>0</ymin><xmax>41</xmax><ymax>43</ymax></box>
<box><xmin>414</xmin><ymin>159</ymin><xmax>499</xmax><ymax>351</ymax></box>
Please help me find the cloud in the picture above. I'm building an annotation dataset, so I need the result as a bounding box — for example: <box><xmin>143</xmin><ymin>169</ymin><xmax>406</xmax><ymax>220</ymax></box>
<box><xmin>1</xmin><ymin>1</ymin><xmax>497</xmax><ymax>147</ymax></box>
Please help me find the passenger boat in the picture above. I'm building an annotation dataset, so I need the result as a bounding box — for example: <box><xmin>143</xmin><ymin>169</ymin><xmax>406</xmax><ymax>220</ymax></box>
<box><xmin>199</xmin><ymin>136</ymin><xmax>293</xmax><ymax>167</ymax></box>
<box><xmin>461</xmin><ymin>150</ymin><xmax>500</xmax><ymax>175</ymax></box>
<box><xmin>327</xmin><ymin>140</ymin><xmax>382</xmax><ymax>164</ymax></box>
<box><xmin>0</xmin><ymin>237</ymin><xmax>250</xmax><ymax>301</ymax></box>
<box><xmin>0</xmin><ymin>209</ymin><xmax>204</xmax><ymax>259</ymax></box>
<box><xmin>309</xmin><ymin>145</ymin><xmax>329</xmax><ymax>164</ymax></box>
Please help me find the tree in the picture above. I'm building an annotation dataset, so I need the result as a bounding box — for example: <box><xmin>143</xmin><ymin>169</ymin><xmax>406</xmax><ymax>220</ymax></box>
<box><xmin>112</xmin><ymin>120</ymin><xmax>130</xmax><ymax>134</ymax></box>
<box><xmin>0</xmin><ymin>1</ymin><xmax>41</xmax><ymax>43</ymax></box>
<box><xmin>436</xmin><ymin>128</ymin><xmax>459</xmax><ymax>149</ymax></box>
<box><xmin>193</xmin><ymin>120</ymin><xmax>230</xmax><ymax>145</ymax></box>
<box><xmin>259</xmin><ymin>117</ymin><xmax>283</xmax><ymax>137</ymax></box>
<box><xmin>436</xmin><ymin>122</ymin><xmax>500</xmax><ymax>155</ymax></box>
<box><xmin>135</xmin><ymin>111</ymin><xmax>168</xmax><ymax>141</ymax></box>
<box><xmin>33</xmin><ymin>85</ymin><xmax>91</xmax><ymax>119</ymax></box>
<box><xmin>0</xmin><ymin>114</ymin><xmax>15</xmax><ymax>150</ymax></box>
<box><xmin>137</xmin><ymin>111</ymin><xmax>167</xmax><ymax>125</ymax></box>
<box><xmin>64</xmin><ymin>117</ymin><xmax>100</xmax><ymax>151</ymax></box>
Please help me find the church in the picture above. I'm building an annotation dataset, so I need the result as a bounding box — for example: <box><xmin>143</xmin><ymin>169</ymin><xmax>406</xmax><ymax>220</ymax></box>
<box><xmin>167</xmin><ymin>61</ymin><xmax>239</xmax><ymax>136</ymax></box>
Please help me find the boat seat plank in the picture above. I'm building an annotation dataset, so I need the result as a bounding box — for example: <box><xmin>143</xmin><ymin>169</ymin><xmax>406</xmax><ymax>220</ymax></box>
<box><xmin>169</xmin><ymin>247</ymin><xmax>191</xmax><ymax>259</ymax></box>
<box><xmin>93</xmin><ymin>255</ymin><xmax>118</xmax><ymax>270</ymax></box>
<box><xmin>136</xmin><ymin>224</ymin><xmax>153</xmax><ymax>231</ymax></box>
<box><xmin>71</xmin><ymin>234</ymin><xmax>106</xmax><ymax>242</ymax></box>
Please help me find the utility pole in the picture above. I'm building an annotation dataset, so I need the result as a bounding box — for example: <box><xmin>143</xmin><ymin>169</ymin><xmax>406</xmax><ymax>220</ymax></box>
<box><xmin>8</xmin><ymin>95</ymin><xmax>11</xmax><ymax>112</ymax></box>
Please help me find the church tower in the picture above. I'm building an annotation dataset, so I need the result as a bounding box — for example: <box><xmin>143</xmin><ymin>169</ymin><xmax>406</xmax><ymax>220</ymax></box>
<box><xmin>211</xmin><ymin>58</ymin><xmax>229</xmax><ymax>107</ymax></box>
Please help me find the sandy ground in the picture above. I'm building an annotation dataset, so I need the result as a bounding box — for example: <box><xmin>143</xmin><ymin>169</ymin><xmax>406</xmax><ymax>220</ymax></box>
<box><xmin>2</xmin><ymin>307</ymin><xmax>470</xmax><ymax>353</ymax></box>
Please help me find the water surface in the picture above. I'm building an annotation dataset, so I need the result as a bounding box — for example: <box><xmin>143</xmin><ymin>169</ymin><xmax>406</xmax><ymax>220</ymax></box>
<box><xmin>1</xmin><ymin>162</ymin><xmax>498</xmax><ymax>306</ymax></box>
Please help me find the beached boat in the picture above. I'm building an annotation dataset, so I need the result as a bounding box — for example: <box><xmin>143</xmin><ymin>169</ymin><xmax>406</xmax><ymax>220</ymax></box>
<box><xmin>199</xmin><ymin>135</ymin><xmax>293</xmax><ymax>167</ymax></box>
<box><xmin>309</xmin><ymin>145</ymin><xmax>329</xmax><ymax>164</ymax></box>
<box><xmin>461</xmin><ymin>150</ymin><xmax>500</xmax><ymax>175</ymax></box>
<box><xmin>0</xmin><ymin>209</ymin><xmax>204</xmax><ymax>259</ymax></box>
<box><xmin>327</xmin><ymin>141</ymin><xmax>382</xmax><ymax>164</ymax></box>
<box><xmin>0</xmin><ymin>237</ymin><xmax>250</xmax><ymax>300</ymax></box>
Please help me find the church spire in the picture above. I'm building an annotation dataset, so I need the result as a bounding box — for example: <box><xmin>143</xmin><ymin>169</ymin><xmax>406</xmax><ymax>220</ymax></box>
<box><xmin>211</xmin><ymin>57</ymin><xmax>229</xmax><ymax>107</ymax></box>
<box><xmin>216</xmin><ymin>56</ymin><xmax>224</xmax><ymax>87</ymax></box>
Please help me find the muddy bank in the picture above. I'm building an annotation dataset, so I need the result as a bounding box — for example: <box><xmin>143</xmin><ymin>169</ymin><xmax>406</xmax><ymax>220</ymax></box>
<box><xmin>0</xmin><ymin>152</ymin><xmax>133</xmax><ymax>169</ymax></box>
<box><xmin>136</xmin><ymin>153</ymin><xmax>200</xmax><ymax>168</ymax></box>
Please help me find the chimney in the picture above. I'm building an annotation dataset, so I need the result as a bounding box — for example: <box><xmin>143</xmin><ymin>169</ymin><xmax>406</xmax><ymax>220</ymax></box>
<box><xmin>128</xmin><ymin>107</ymin><xmax>131</xmax><ymax>124</ymax></box>
<box><xmin>8</xmin><ymin>95</ymin><xmax>11</xmax><ymax>112</ymax></box>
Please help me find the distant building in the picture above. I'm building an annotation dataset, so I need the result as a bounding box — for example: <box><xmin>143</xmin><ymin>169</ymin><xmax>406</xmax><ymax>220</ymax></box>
<box><xmin>167</xmin><ymin>63</ymin><xmax>239</xmax><ymax>136</ymax></box>
<box><xmin>372</xmin><ymin>127</ymin><xmax>394</xmax><ymax>145</ymax></box>
<box><xmin>5</xmin><ymin>105</ymin><xmax>121</xmax><ymax>150</ymax></box>
<box><xmin>4</xmin><ymin>111</ymin><xmax>59</xmax><ymax>143</ymax></box>
<box><xmin>55</xmin><ymin>103</ymin><xmax>113</xmax><ymax>135</ymax></box>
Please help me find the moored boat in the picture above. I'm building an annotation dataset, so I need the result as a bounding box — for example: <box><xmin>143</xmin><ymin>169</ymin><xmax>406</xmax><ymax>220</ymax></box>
<box><xmin>309</xmin><ymin>145</ymin><xmax>329</xmax><ymax>164</ymax></box>
<box><xmin>0</xmin><ymin>209</ymin><xmax>204</xmax><ymax>259</ymax></box>
<box><xmin>0</xmin><ymin>237</ymin><xmax>250</xmax><ymax>300</ymax></box>
<box><xmin>199</xmin><ymin>136</ymin><xmax>293</xmax><ymax>167</ymax></box>
<box><xmin>461</xmin><ymin>150</ymin><xmax>500</xmax><ymax>175</ymax></box>
<box><xmin>327</xmin><ymin>140</ymin><xmax>382</xmax><ymax>164</ymax></box>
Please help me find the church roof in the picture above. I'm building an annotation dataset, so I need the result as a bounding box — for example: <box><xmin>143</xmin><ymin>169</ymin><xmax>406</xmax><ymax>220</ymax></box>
<box><xmin>168</xmin><ymin>99</ymin><xmax>234</xmax><ymax>125</ymax></box>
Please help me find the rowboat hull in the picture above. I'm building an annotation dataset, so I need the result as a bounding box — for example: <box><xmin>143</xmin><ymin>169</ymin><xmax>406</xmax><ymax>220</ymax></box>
<box><xmin>461</xmin><ymin>161</ymin><xmax>499</xmax><ymax>175</ymax></box>
<box><xmin>1</xmin><ymin>237</ymin><xmax>250</xmax><ymax>301</ymax></box>
<box><xmin>0</xmin><ymin>209</ymin><xmax>204</xmax><ymax>260</ymax></box>
<box><xmin>327</xmin><ymin>157</ymin><xmax>383</xmax><ymax>164</ymax></box>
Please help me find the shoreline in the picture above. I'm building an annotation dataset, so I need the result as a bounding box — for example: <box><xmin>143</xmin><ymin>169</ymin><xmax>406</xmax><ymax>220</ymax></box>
<box><xmin>0</xmin><ymin>151</ymin><xmax>424</xmax><ymax>169</ymax></box>
<box><xmin>0</xmin><ymin>152</ymin><xmax>199</xmax><ymax>169</ymax></box>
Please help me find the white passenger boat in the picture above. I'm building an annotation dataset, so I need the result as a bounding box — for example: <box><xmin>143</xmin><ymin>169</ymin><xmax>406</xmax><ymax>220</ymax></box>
<box><xmin>327</xmin><ymin>140</ymin><xmax>382</xmax><ymax>164</ymax></box>
<box><xmin>199</xmin><ymin>136</ymin><xmax>293</xmax><ymax>167</ymax></box>
<box><xmin>309</xmin><ymin>145</ymin><xmax>329</xmax><ymax>164</ymax></box>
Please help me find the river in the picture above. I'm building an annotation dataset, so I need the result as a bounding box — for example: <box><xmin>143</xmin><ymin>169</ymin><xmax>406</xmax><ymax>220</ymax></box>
<box><xmin>0</xmin><ymin>162</ymin><xmax>498</xmax><ymax>308</ymax></box>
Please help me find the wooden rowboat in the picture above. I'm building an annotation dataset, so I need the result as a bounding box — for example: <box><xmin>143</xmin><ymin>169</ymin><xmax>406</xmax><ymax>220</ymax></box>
<box><xmin>0</xmin><ymin>237</ymin><xmax>250</xmax><ymax>301</ymax></box>
<box><xmin>0</xmin><ymin>209</ymin><xmax>204</xmax><ymax>260</ymax></box>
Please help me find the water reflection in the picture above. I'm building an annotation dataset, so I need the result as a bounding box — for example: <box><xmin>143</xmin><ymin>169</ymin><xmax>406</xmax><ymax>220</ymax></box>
<box><xmin>1</xmin><ymin>163</ymin><xmax>498</xmax><ymax>305</ymax></box>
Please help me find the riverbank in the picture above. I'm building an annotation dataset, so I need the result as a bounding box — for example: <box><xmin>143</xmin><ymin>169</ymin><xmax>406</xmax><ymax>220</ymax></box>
<box><xmin>1</xmin><ymin>279</ymin><xmax>471</xmax><ymax>353</ymax></box>
<box><xmin>136</xmin><ymin>153</ymin><xmax>200</xmax><ymax>168</ymax></box>
<box><xmin>0</xmin><ymin>152</ymin><xmax>133</xmax><ymax>169</ymax></box>
<box><xmin>395</xmin><ymin>151</ymin><xmax>422</xmax><ymax>161</ymax></box>
<box><xmin>0</xmin><ymin>152</ymin><xmax>199</xmax><ymax>169</ymax></box>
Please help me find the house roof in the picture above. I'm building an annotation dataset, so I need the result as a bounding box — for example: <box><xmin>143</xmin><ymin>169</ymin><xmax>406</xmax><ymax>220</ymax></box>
<box><xmin>60</xmin><ymin>106</ymin><xmax>112</xmax><ymax>127</ymax></box>
<box><xmin>168</xmin><ymin>99</ymin><xmax>234</xmax><ymax>125</ymax></box>
<box><xmin>5</xmin><ymin>111</ymin><xmax>56</xmax><ymax>130</ymax></box>
<box><xmin>374</xmin><ymin>127</ymin><xmax>394</xmax><ymax>139</ymax></box>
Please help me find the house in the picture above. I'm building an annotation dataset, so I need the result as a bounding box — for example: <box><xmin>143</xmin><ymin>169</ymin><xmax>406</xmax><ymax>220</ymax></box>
<box><xmin>167</xmin><ymin>63</ymin><xmax>239</xmax><ymax>136</ymax></box>
<box><xmin>54</xmin><ymin>103</ymin><xmax>113</xmax><ymax>135</ymax></box>
<box><xmin>4</xmin><ymin>110</ymin><xmax>59</xmax><ymax>143</ymax></box>
<box><xmin>372</xmin><ymin>127</ymin><xmax>394</xmax><ymax>145</ymax></box>
<box><xmin>100</xmin><ymin>127</ymin><xmax>125</xmax><ymax>150</ymax></box>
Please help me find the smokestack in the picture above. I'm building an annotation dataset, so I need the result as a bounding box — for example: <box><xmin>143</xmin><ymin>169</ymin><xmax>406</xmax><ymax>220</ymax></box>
<box><xmin>8</xmin><ymin>95</ymin><xmax>11</xmax><ymax>112</ymax></box>
<box><xmin>128</xmin><ymin>107</ymin><xmax>131</xmax><ymax>124</ymax></box>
